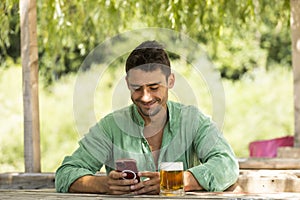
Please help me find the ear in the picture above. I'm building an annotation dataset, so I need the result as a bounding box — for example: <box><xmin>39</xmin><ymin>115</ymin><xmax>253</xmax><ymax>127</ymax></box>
<box><xmin>167</xmin><ymin>73</ymin><xmax>175</xmax><ymax>89</ymax></box>
<box><xmin>125</xmin><ymin>75</ymin><xmax>130</xmax><ymax>90</ymax></box>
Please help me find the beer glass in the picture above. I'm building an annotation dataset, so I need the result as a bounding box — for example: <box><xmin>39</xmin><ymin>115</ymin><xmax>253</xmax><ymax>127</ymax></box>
<box><xmin>159</xmin><ymin>162</ymin><xmax>184</xmax><ymax>196</ymax></box>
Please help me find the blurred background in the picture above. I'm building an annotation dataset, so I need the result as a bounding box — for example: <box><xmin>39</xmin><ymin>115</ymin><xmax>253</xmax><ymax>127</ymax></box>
<box><xmin>0</xmin><ymin>0</ymin><xmax>293</xmax><ymax>172</ymax></box>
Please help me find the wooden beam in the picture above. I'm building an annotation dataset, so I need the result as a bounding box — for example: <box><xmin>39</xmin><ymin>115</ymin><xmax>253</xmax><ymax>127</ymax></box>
<box><xmin>239</xmin><ymin>158</ymin><xmax>300</xmax><ymax>169</ymax></box>
<box><xmin>0</xmin><ymin>173</ymin><xmax>54</xmax><ymax>189</ymax></box>
<box><xmin>291</xmin><ymin>0</ymin><xmax>300</xmax><ymax>147</ymax></box>
<box><xmin>20</xmin><ymin>0</ymin><xmax>41</xmax><ymax>172</ymax></box>
<box><xmin>277</xmin><ymin>147</ymin><xmax>300</xmax><ymax>158</ymax></box>
<box><xmin>238</xmin><ymin>170</ymin><xmax>300</xmax><ymax>193</ymax></box>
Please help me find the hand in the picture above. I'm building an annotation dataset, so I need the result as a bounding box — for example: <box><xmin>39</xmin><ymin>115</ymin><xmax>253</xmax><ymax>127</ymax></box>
<box><xmin>130</xmin><ymin>171</ymin><xmax>160</xmax><ymax>195</ymax></box>
<box><xmin>106</xmin><ymin>170</ymin><xmax>139</xmax><ymax>195</ymax></box>
<box><xmin>184</xmin><ymin>171</ymin><xmax>204</xmax><ymax>191</ymax></box>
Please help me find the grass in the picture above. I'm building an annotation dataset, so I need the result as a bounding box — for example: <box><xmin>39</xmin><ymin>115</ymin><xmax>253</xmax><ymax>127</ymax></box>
<box><xmin>0</xmin><ymin>63</ymin><xmax>294</xmax><ymax>172</ymax></box>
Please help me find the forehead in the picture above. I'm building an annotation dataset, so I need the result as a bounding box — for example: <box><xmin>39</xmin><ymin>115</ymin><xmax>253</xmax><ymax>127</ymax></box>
<box><xmin>127</xmin><ymin>68</ymin><xmax>166</xmax><ymax>86</ymax></box>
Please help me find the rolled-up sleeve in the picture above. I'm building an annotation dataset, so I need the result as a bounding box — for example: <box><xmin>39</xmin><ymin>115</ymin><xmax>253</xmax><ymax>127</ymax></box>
<box><xmin>55</xmin><ymin>122</ymin><xmax>112</xmax><ymax>192</ymax></box>
<box><xmin>188</xmin><ymin>117</ymin><xmax>239</xmax><ymax>191</ymax></box>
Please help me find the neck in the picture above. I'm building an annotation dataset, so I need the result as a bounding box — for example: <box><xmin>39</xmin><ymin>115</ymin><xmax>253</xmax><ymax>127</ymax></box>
<box><xmin>143</xmin><ymin>109</ymin><xmax>168</xmax><ymax>138</ymax></box>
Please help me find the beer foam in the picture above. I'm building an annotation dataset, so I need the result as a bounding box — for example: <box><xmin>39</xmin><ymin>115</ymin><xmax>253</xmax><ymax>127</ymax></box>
<box><xmin>160</xmin><ymin>162</ymin><xmax>183</xmax><ymax>171</ymax></box>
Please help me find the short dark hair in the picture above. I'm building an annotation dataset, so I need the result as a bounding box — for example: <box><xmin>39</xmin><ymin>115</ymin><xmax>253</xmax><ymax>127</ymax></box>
<box><xmin>125</xmin><ymin>40</ymin><xmax>171</xmax><ymax>77</ymax></box>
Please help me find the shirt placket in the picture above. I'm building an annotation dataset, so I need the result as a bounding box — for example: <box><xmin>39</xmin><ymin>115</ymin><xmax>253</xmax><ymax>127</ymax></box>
<box><xmin>141</xmin><ymin>135</ymin><xmax>156</xmax><ymax>171</ymax></box>
<box><xmin>157</xmin><ymin>123</ymin><xmax>172</xmax><ymax>169</ymax></box>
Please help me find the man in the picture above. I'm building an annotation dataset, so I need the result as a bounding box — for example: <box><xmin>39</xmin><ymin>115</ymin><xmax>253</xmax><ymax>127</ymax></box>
<box><xmin>55</xmin><ymin>40</ymin><xmax>239</xmax><ymax>194</ymax></box>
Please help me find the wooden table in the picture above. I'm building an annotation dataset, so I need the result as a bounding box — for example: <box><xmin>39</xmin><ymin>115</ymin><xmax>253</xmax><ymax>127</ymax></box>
<box><xmin>1</xmin><ymin>189</ymin><xmax>300</xmax><ymax>200</ymax></box>
<box><xmin>1</xmin><ymin>168</ymin><xmax>300</xmax><ymax>199</ymax></box>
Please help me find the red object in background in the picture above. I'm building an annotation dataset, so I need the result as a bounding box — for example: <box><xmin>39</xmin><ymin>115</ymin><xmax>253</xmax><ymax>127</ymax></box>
<box><xmin>249</xmin><ymin>136</ymin><xmax>294</xmax><ymax>158</ymax></box>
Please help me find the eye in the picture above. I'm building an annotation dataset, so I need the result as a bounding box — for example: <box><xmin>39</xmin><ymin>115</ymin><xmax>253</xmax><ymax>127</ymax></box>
<box><xmin>134</xmin><ymin>87</ymin><xmax>142</xmax><ymax>91</ymax></box>
<box><xmin>150</xmin><ymin>87</ymin><xmax>159</xmax><ymax>91</ymax></box>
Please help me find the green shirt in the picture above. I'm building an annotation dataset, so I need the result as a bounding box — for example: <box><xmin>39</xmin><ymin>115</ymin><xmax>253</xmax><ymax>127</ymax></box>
<box><xmin>55</xmin><ymin>101</ymin><xmax>239</xmax><ymax>192</ymax></box>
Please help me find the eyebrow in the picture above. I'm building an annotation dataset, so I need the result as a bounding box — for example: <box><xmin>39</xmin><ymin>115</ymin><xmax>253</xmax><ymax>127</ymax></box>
<box><xmin>130</xmin><ymin>82</ymin><xmax>161</xmax><ymax>88</ymax></box>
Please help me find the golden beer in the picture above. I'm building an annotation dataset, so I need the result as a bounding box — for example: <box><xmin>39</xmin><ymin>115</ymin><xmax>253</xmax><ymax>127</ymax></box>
<box><xmin>159</xmin><ymin>162</ymin><xmax>184</xmax><ymax>196</ymax></box>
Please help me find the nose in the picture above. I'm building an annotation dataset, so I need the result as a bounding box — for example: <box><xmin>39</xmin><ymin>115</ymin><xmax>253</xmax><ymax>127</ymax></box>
<box><xmin>141</xmin><ymin>88</ymin><xmax>152</xmax><ymax>102</ymax></box>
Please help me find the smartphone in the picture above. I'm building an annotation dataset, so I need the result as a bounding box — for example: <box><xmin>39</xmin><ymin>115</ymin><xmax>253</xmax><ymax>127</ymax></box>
<box><xmin>115</xmin><ymin>158</ymin><xmax>140</xmax><ymax>182</ymax></box>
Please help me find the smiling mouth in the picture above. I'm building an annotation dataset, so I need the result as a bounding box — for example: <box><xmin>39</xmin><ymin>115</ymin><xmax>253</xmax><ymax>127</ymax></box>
<box><xmin>140</xmin><ymin>100</ymin><xmax>158</xmax><ymax>109</ymax></box>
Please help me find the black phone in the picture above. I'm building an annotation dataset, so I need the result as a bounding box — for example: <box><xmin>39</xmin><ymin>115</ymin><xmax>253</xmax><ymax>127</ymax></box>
<box><xmin>115</xmin><ymin>158</ymin><xmax>140</xmax><ymax>182</ymax></box>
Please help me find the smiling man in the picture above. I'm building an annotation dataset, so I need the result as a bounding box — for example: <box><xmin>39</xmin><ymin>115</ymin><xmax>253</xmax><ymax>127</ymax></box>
<box><xmin>55</xmin><ymin>40</ymin><xmax>239</xmax><ymax>195</ymax></box>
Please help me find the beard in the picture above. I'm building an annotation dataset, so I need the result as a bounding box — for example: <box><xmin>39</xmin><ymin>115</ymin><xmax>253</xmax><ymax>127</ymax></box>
<box><xmin>138</xmin><ymin>103</ymin><xmax>162</xmax><ymax>117</ymax></box>
<box><xmin>133</xmin><ymin>97</ymin><xmax>166</xmax><ymax>118</ymax></box>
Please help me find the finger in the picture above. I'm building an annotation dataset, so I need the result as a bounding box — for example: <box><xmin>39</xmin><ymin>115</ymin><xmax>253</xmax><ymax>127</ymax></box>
<box><xmin>107</xmin><ymin>180</ymin><xmax>139</xmax><ymax>195</ymax></box>
<box><xmin>106</xmin><ymin>184</ymin><xmax>130</xmax><ymax>195</ymax></box>
<box><xmin>132</xmin><ymin>184</ymin><xmax>160</xmax><ymax>195</ymax></box>
<box><xmin>109</xmin><ymin>170</ymin><xmax>126</xmax><ymax>180</ymax></box>
<box><xmin>138</xmin><ymin>171</ymin><xmax>159</xmax><ymax>178</ymax></box>
<box><xmin>109</xmin><ymin>184</ymin><xmax>132</xmax><ymax>193</ymax></box>
<box><xmin>108</xmin><ymin>177</ymin><xmax>138</xmax><ymax>186</ymax></box>
<box><xmin>130</xmin><ymin>172</ymin><xmax>160</xmax><ymax>193</ymax></box>
<box><xmin>130</xmin><ymin>177</ymin><xmax>160</xmax><ymax>194</ymax></box>
<box><xmin>129</xmin><ymin>181</ymin><xmax>145</xmax><ymax>191</ymax></box>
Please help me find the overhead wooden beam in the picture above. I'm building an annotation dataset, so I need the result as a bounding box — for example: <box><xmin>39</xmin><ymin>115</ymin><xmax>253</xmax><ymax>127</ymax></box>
<box><xmin>20</xmin><ymin>0</ymin><xmax>41</xmax><ymax>172</ymax></box>
<box><xmin>291</xmin><ymin>0</ymin><xmax>300</xmax><ymax>147</ymax></box>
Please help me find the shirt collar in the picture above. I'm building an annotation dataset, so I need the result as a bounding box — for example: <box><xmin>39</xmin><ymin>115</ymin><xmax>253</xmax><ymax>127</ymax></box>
<box><xmin>166</xmin><ymin>101</ymin><xmax>180</xmax><ymax>134</ymax></box>
<box><xmin>131</xmin><ymin>104</ymin><xmax>145</xmax><ymax>127</ymax></box>
<box><xmin>130</xmin><ymin>101</ymin><xmax>180</xmax><ymax>135</ymax></box>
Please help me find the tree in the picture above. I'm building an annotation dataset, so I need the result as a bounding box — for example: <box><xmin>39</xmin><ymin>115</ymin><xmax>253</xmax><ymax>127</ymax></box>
<box><xmin>20</xmin><ymin>0</ymin><xmax>41</xmax><ymax>173</ymax></box>
<box><xmin>290</xmin><ymin>0</ymin><xmax>300</xmax><ymax>147</ymax></box>
<box><xmin>1</xmin><ymin>0</ymin><xmax>291</xmax><ymax>84</ymax></box>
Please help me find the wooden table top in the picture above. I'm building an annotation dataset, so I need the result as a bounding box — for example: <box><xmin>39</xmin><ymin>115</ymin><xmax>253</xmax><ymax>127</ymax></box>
<box><xmin>1</xmin><ymin>189</ymin><xmax>300</xmax><ymax>200</ymax></box>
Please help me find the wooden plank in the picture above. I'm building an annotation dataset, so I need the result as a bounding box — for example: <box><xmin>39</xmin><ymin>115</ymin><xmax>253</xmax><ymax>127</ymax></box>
<box><xmin>240</xmin><ymin>169</ymin><xmax>300</xmax><ymax>178</ymax></box>
<box><xmin>238</xmin><ymin>169</ymin><xmax>300</xmax><ymax>193</ymax></box>
<box><xmin>291</xmin><ymin>0</ymin><xmax>300</xmax><ymax>147</ymax></box>
<box><xmin>1</xmin><ymin>189</ymin><xmax>300</xmax><ymax>200</ymax></box>
<box><xmin>237</xmin><ymin>171</ymin><xmax>300</xmax><ymax>193</ymax></box>
<box><xmin>1</xmin><ymin>171</ymin><xmax>300</xmax><ymax>193</ymax></box>
<box><xmin>0</xmin><ymin>173</ymin><xmax>54</xmax><ymax>189</ymax></box>
<box><xmin>20</xmin><ymin>0</ymin><xmax>41</xmax><ymax>172</ymax></box>
<box><xmin>239</xmin><ymin>158</ymin><xmax>300</xmax><ymax>169</ymax></box>
<box><xmin>277</xmin><ymin>147</ymin><xmax>300</xmax><ymax>158</ymax></box>
<box><xmin>0</xmin><ymin>172</ymin><xmax>105</xmax><ymax>189</ymax></box>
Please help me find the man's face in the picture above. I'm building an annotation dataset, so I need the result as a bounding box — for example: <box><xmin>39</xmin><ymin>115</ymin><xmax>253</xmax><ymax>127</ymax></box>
<box><xmin>126</xmin><ymin>68</ymin><xmax>174</xmax><ymax>119</ymax></box>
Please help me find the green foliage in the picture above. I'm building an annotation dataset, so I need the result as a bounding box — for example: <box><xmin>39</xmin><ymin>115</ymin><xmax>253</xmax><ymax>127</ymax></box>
<box><xmin>223</xmin><ymin>66</ymin><xmax>294</xmax><ymax>156</ymax></box>
<box><xmin>1</xmin><ymin>0</ymin><xmax>291</xmax><ymax>84</ymax></box>
<box><xmin>0</xmin><ymin>63</ymin><xmax>293</xmax><ymax>172</ymax></box>
<box><xmin>0</xmin><ymin>64</ymin><xmax>24</xmax><ymax>172</ymax></box>
<box><xmin>0</xmin><ymin>0</ymin><xmax>294</xmax><ymax>172</ymax></box>
<box><xmin>0</xmin><ymin>0</ymin><xmax>20</xmax><ymax>63</ymax></box>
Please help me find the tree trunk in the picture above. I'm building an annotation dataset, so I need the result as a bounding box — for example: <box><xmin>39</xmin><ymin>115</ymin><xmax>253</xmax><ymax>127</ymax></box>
<box><xmin>291</xmin><ymin>0</ymin><xmax>300</xmax><ymax>147</ymax></box>
<box><xmin>20</xmin><ymin>0</ymin><xmax>41</xmax><ymax>172</ymax></box>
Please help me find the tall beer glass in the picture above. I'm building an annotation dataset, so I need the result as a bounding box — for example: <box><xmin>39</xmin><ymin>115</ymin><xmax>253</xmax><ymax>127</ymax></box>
<box><xmin>159</xmin><ymin>162</ymin><xmax>184</xmax><ymax>196</ymax></box>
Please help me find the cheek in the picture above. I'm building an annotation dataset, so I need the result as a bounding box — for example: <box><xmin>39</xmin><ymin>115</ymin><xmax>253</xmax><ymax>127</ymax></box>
<box><xmin>158</xmin><ymin>88</ymin><xmax>168</xmax><ymax>96</ymax></box>
<box><xmin>131</xmin><ymin>91</ymin><xmax>140</xmax><ymax>99</ymax></box>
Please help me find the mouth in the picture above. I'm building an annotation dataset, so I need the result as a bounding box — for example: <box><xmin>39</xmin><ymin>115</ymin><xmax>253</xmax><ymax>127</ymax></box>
<box><xmin>141</xmin><ymin>100</ymin><xmax>157</xmax><ymax>109</ymax></box>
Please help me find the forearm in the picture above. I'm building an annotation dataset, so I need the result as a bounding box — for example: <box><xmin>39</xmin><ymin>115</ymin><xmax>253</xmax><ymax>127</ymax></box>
<box><xmin>184</xmin><ymin>171</ymin><xmax>204</xmax><ymax>191</ymax></box>
<box><xmin>69</xmin><ymin>175</ymin><xmax>109</xmax><ymax>194</ymax></box>
<box><xmin>187</xmin><ymin>157</ymin><xmax>239</xmax><ymax>191</ymax></box>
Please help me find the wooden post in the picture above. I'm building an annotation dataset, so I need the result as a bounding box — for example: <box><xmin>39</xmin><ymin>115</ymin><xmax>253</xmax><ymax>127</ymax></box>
<box><xmin>291</xmin><ymin>0</ymin><xmax>300</xmax><ymax>147</ymax></box>
<box><xmin>20</xmin><ymin>0</ymin><xmax>41</xmax><ymax>172</ymax></box>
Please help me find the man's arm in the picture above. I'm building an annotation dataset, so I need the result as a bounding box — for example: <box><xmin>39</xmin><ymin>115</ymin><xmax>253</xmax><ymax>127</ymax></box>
<box><xmin>184</xmin><ymin>171</ymin><xmax>203</xmax><ymax>191</ymax></box>
<box><xmin>184</xmin><ymin>171</ymin><xmax>237</xmax><ymax>192</ymax></box>
<box><xmin>55</xmin><ymin>122</ymin><xmax>114</xmax><ymax>193</ymax></box>
<box><xmin>69</xmin><ymin>175</ymin><xmax>109</xmax><ymax>193</ymax></box>
<box><xmin>190</xmin><ymin>116</ymin><xmax>239</xmax><ymax>191</ymax></box>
